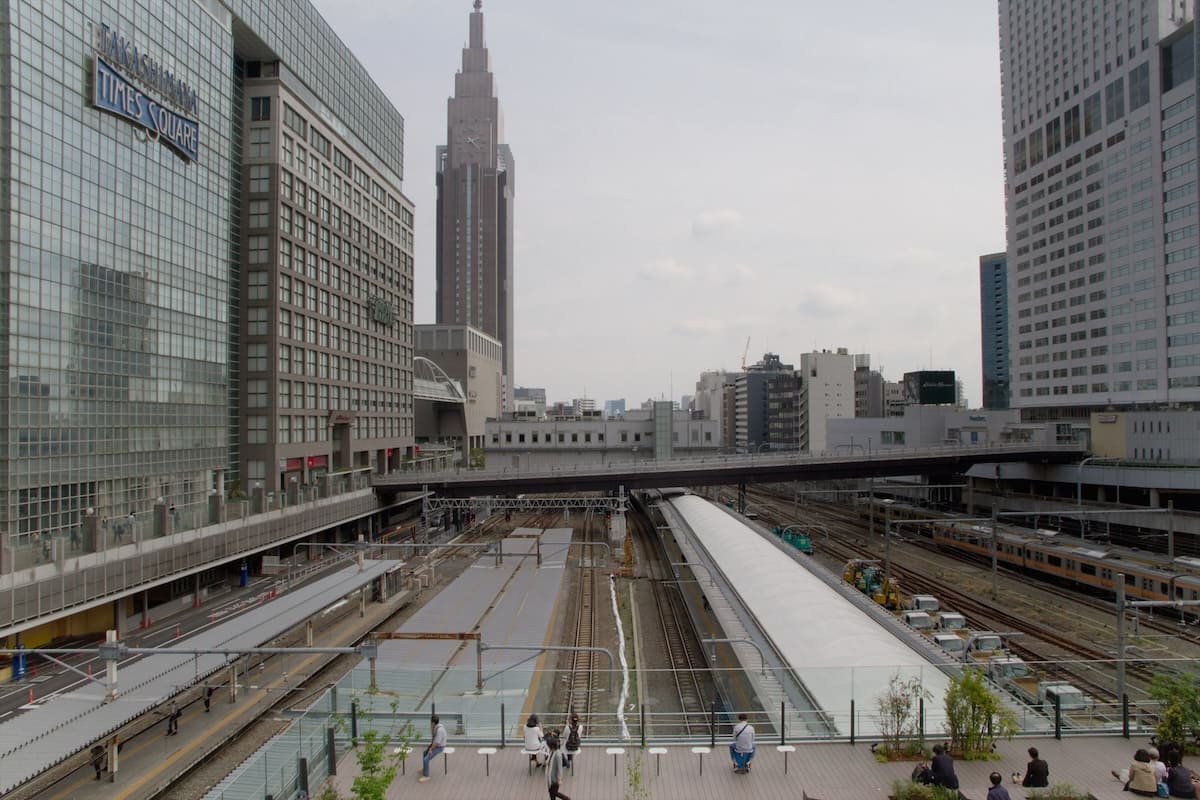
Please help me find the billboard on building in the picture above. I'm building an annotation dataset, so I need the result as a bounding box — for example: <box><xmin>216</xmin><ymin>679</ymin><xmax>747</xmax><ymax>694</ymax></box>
<box><xmin>903</xmin><ymin>370</ymin><xmax>956</xmax><ymax>405</ymax></box>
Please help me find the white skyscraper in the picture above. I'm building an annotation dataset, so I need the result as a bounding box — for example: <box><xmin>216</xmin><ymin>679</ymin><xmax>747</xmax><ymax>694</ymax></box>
<box><xmin>999</xmin><ymin>2</ymin><xmax>1196</xmax><ymax>419</ymax></box>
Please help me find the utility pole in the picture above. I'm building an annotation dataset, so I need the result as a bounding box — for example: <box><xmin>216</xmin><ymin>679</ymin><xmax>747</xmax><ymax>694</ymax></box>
<box><xmin>883</xmin><ymin>504</ymin><xmax>892</xmax><ymax>593</ymax></box>
<box><xmin>1115</xmin><ymin>575</ymin><xmax>1126</xmax><ymax>705</ymax></box>
<box><xmin>990</xmin><ymin>503</ymin><xmax>999</xmax><ymax>601</ymax></box>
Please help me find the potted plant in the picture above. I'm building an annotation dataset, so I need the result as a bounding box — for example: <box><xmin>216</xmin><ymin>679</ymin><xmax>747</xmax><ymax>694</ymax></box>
<box><xmin>943</xmin><ymin>668</ymin><xmax>1017</xmax><ymax>759</ymax></box>
<box><xmin>890</xmin><ymin>778</ymin><xmax>963</xmax><ymax>800</ymax></box>
<box><xmin>874</xmin><ymin>673</ymin><xmax>932</xmax><ymax>762</ymax></box>
<box><xmin>1026</xmin><ymin>784</ymin><xmax>1094</xmax><ymax>800</ymax></box>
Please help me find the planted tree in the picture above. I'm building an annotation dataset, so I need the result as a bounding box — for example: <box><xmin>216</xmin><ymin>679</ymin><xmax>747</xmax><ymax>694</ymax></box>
<box><xmin>321</xmin><ymin>695</ymin><xmax>415</xmax><ymax>800</ymax></box>
<box><xmin>1149</xmin><ymin>673</ymin><xmax>1200</xmax><ymax>745</ymax></box>
<box><xmin>943</xmin><ymin>667</ymin><xmax>1017</xmax><ymax>758</ymax></box>
<box><xmin>875</xmin><ymin>673</ymin><xmax>932</xmax><ymax>760</ymax></box>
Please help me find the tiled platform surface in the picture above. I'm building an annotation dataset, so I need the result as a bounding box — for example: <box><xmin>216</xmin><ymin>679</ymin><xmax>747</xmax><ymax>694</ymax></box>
<box><xmin>329</xmin><ymin>735</ymin><xmax>1154</xmax><ymax>799</ymax></box>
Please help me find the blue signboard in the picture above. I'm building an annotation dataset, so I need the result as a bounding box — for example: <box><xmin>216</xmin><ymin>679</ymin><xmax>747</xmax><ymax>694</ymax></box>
<box><xmin>93</xmin><ymin>56</ymin><xmax>200</xmax><ymax>162</ymax></box>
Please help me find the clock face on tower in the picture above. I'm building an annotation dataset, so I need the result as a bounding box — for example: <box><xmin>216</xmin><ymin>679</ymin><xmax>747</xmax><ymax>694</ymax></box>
<box><xmin>455</xmin><ymin>123</ymin><xmax>490</xmax><ymax>155</ymax></box>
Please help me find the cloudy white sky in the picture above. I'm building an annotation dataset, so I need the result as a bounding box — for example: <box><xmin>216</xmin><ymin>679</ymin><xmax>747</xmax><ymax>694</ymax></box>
<box><xmin>310</xmin><ymin>0</ymin><xmax>1006</xmax><ymax>408</ymax></box>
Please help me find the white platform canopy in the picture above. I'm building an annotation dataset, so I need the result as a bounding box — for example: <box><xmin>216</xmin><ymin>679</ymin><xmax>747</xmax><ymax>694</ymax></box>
<box><xmin>669</xmin><ymin>495</ymin><xmax>951</xmax><ymax>736</ymax></box>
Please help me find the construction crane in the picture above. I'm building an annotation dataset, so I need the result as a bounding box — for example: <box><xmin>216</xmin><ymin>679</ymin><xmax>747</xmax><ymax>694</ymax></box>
<box><xmin>741</xmin><ymin>337</ymin><xmax>751</xmax><ymax>370</ymax></box>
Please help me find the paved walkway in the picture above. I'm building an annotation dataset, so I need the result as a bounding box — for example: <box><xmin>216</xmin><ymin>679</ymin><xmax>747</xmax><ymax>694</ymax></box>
<box><xmin>326</xmin><ymin>734</ymin><xmax>1156</xmax><ymax>799</ymax></box>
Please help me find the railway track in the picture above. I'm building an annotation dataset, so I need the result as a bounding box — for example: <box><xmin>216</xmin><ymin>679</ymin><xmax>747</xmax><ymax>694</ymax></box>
<box><xmin>629</xmin><ymin>509</ymin><xmax>712</xmax><ymax>737</ymax></box>
<box><xmin>733</xmin><ymin>487</ymin><xmax>1161</xmax><ymax>703</ymax></box>
<box><xmin>566</xmin><ymin>509</ymin><xmax>599</xmax><ymax>720</ymax></box>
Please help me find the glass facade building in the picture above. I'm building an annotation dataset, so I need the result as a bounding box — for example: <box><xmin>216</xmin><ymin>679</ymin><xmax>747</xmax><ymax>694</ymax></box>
<box><xmin>0</xmin><ymin>0</ymin><xmax>412</xmax><ymax>557</ymax></box>
<box><xmin>979</xmin><ymin>252</ymin><xmax>1010</xmax><ymax>409</ymax></box>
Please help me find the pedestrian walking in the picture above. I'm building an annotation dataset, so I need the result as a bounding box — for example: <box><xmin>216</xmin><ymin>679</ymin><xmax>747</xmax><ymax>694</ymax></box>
<box><xmin>418</xmin><ymin>714</ymin><xmax>447</xmax><ymax>783</ymax></box>
<box><xmin>546</xmin><ymin>733</ymin><xmax>571</xmax><ymax>800</ymax></box>
<box><xmin>204</xmin><ymin>685</ymin><xmax>214</xmax><ymax>712</ymax></box>
<box><xmin>125</xmin><ymin>510</ymin><xmax>136</xmax><ymax>541</ymax></box>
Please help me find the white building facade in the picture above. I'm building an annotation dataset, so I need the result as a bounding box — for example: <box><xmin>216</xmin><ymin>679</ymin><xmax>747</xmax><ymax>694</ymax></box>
<box><xmin>799</xmin><ymin>349</ymin><xmax>857</xmax><ymax>453</ymax></box>
<box><xmin>484</xmin><ymin>409</ymin><xmax>721</xmax><ymax>469</ymax></box>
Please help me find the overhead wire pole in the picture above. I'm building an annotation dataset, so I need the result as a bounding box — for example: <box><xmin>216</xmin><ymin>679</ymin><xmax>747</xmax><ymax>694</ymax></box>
<box><xmin>883</xmin><ymin>503</ymin><xmax>892</xmax><ymax>592</ymax></box>
<box><xmin>991</xmin><ymin>502</ymin><xmax>999</xmax><ymax>601</ymax></box>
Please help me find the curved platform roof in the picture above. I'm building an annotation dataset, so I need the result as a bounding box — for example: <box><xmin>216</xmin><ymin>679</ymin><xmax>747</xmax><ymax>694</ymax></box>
<box><xmin>669</xmin><ymin>494</ymin><xmax>950</xmax><ymax>736</ymax></box>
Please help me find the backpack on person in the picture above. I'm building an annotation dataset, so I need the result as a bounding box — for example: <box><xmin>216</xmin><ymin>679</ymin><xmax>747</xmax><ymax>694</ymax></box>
<box><xmin>565</xmin><ymin>725</ymin><xmax>581</xmax><ymax>752</ymax></box>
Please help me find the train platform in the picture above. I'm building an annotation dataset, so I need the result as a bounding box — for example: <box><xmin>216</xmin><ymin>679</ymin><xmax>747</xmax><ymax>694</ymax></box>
<box><xmin>198</xmin><ymin>528</ymin><xmax>577</xmax><ymax>800</ymax></box>
<box><xmin>326</xmin><ymin>733</ymin><xmax>1152</xmax><ymax>800</ymax></box>
<box><xmin>0</xmin><ymin>559</ymin><xmax>399</xmax><ymax>796</ymax></box>
<box><xmin>336</xmin><ymin>528</ymin><xmax>572</xmax><ymax>734</ymax></box>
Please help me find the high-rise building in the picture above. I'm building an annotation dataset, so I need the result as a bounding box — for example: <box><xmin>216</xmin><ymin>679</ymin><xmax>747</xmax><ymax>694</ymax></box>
<box><xmin>0</xmin><ymin>0</ymin><xmax>414</xmax><ymax>543</ymax></box>
<box><xmin>436</xmin><ymin>1</ymin><xmax>516</xmax><ymax>409</ymax></box>
<box><xmin>798</xmin><ymin>349</ymin><xmax>856</xmax><ymax>453</ymax></box>
<box><xmin>979</xmin><ymin>252</ymin><xmax>1010</xmax><ymax>410</ymax></box>
<box><xmin>693</xmin><ymin>370</ymin><xmax>728</xmax><ymax>424</ymax></box>
<box><xmin>604</xmin><ymin>399</ymin><xmax>627</xmax><ymax>418</ymax></box>
<box><xmin>734</xmin><ymin>353</ymin><xmax>797</xmax><ymax>451</ymax></box>
<box><xmin>999</xmin><ymin>2</ymin><xmax>1196</xmax><ymax>417</ymax></box>
<box><xmin>853</xmin><ymin>354</ymin><xmax>886</xmax><ymax>417</ymax></box>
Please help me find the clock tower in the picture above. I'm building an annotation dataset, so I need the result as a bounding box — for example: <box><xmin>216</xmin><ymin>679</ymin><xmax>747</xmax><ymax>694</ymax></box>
<box><xmin>436</xmin><ymin>1</ymin><xmax>516</xmax><ymax>409</ymax></box>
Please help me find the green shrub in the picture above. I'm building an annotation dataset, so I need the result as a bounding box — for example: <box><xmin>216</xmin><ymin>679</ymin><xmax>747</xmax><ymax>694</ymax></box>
<box><xmin>890</xmin><ymin>778</ymin><xmax>961</xmax><ymax>800</ymax></box>
<box><xmin>1026</xmin><ymin>783</ymin><xmax>1090</xmax><ymax>800</ymax></box>
<box><xmin>943</xmin><ymin>668</ymin><xmax>1017</xmax><ymax>758</ymax></box>
<box><xmin>1150</xmin><ymin>673</ymin><xmax>1200</xmax><ymax>745</ymax></box>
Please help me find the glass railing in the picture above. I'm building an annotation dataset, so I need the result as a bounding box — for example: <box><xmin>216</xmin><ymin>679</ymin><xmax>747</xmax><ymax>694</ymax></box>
<box><xmin>203</xmin><ymin>660</ymin><xmax>1164</xmax><ymax>800</ymax></box>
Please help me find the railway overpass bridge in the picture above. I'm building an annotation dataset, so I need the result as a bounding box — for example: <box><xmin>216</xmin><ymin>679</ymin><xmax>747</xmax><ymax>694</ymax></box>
<box><xmin>371</xmin><ymin>443</ymin><xmax>1086</xmax><ymax>499</ymax></box>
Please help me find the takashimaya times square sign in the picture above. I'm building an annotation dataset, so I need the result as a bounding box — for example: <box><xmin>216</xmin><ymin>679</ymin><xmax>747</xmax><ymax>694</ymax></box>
<box><xmin>91</xmin><ymin>24</ymin><xmax>201</xmax><ymax>162</ymax></box>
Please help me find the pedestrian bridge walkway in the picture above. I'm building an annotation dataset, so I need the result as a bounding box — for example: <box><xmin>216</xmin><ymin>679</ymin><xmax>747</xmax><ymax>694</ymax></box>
<box><xmin>325</xmin><ymin>734</ymin><xmax>1154</xmax><ymax>800</ymax></box>
<box><xmin>372</xmin><ymin>443</ymin><xmax>1085</xmax><ymax>497</ymax></box>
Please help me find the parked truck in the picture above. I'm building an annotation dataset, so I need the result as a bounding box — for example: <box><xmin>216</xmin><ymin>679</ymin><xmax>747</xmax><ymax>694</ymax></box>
<box><xmin>932</xmin><ymin>633</ymin><xmax>966</xmax><ymax>658</ymax></box>
<box><xmin>901</xmin><ymin>610</ymin><xmax>934</xmax><ymax>630</ymax></box>
<box><xmin>935</xmin><ymin>612</ymin><xmax>967</xmax><ymax>630</ymax></box>
<box><xmin>906</xmin><ymin>594</ymin><xmax>941</xmax><ymax>613</ymax></box>
<box><xmin>986</xmin><ymin>655</ymin><xmax>1089</xmax><ymax>712</ymax></box>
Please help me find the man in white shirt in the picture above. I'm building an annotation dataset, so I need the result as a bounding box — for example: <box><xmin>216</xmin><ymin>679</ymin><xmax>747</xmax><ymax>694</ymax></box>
<box><xmin>419</xmin><ymin>715</ymin><xmax>447</xmax><ymax>783</ymax></box>
<box><xmin>728</xmin><ymin>713</ymin><xmax>756</xmax><ymax>774</ymax></box>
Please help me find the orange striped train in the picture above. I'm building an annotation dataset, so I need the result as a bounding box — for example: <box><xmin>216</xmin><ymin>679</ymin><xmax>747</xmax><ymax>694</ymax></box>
<box><xmin>857</xmin><ymin>497</ymin><xmax>1200</xmax><ymax>604</ymax></box>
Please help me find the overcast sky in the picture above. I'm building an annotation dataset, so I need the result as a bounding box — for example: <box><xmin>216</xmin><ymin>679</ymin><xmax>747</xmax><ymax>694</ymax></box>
<box><xmin>310</xmin><ymin>0</ymin><xmax>1006</xmax><ymax>408</ymax></box>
